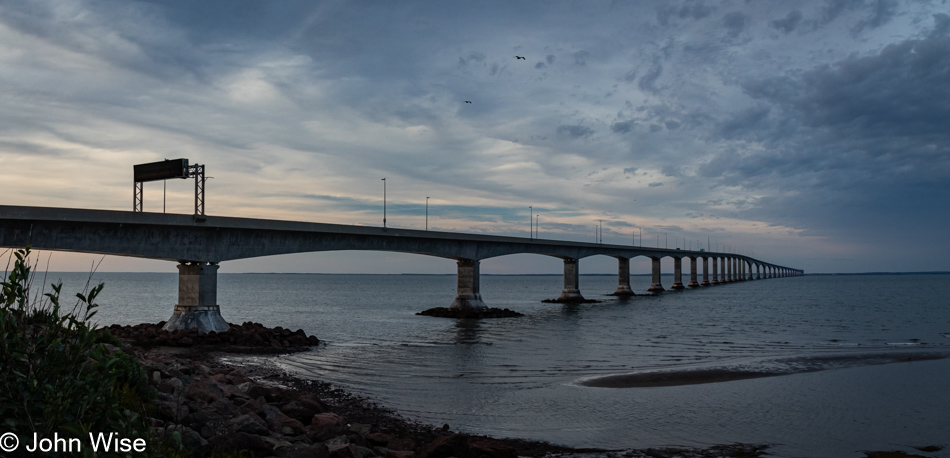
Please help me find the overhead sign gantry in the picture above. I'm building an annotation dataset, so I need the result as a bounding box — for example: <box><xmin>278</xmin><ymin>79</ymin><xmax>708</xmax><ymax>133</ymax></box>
<box><xmin>133</xmin><ymin>158</ymin><xmax>206</xmax><ymax>217</ymax></box>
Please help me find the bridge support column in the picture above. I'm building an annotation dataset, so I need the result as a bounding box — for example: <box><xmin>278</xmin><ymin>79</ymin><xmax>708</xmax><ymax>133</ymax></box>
<box><xmin>611</xmin><ymin>257</ymin><xmax>635</xmax><ymax>296</ymax></box>
<box><xmin>648</xmin><ymin>257</ymin><xmax>664</xmax><ymax>292</ymax></box>
<box><xmin>687</xmin><ymin>257</ymin><xmax>700</xmax><ymax>287</ymax></box>
<box><xmin>450</xmin><ymin>259</ymin><xmax>488</xmax><ymax>309</ymax></box>
<box><xmin>720</xmin><ymin>258</ymin><xmax>727</xmax><ymax>283</ymax></box>
<box><xmin>671</xmin><ymin>257</ymin><xmax>685</xmax><ymax>290</ymax></box>
<box><xmin>164</xmin><ymin>262</ymin><xmax>230</xmax><ymax>334</ymax></box>
<box><xmin>702</xmin><ymin>257</ymin><xmax>711</xmax><ymax>286</ymax></box>
<box><xmin>556</xmin><ymin>258</ymin><xmax>586</xmax><ymax>302</ymax></box>
<box><xmin>747</xmin><ymin>261</ymin><xmax>755</xmax><ymax>281</ymax></box>
<box><xmin>711</xmin><ymin>257</ymin><xmax>719</xmax><ymax>285</ymax></box>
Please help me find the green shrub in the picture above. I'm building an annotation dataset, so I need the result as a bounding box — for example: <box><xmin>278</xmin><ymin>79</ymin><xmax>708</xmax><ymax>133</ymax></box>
<box><xmin>0</xmin><ymin>247</ymin><xmax>155</xmax><ymax>456</ymax></box>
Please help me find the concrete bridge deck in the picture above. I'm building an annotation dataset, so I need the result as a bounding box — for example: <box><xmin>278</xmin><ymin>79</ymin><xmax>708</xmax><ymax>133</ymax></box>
<box><xmin>1</xmin><ymin>205</ymin><xmax>803</xmax><ymax>332</ymax></box>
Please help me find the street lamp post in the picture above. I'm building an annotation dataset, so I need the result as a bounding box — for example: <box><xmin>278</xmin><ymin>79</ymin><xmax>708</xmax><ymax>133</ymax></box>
<box><xmin>529</xmin><ymin>206</ymin><xmax>533</xmax><ymax>239</ymax></box>
<box><xmin>425</xmin><ymin>196</ymin><xmax>429</xmax><ymax>231</ymax></box>
<box><xmin>535</xmin><ymin>215</ymin><xmax>539</xmax><ymax>239</ymax></box>
<box><xmin>382</xmin><ymin>178</ymin><xmax>386</xmax><ymax>229</ymax></box>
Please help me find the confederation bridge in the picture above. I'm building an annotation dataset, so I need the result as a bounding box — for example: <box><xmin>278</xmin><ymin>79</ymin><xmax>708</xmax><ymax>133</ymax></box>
<box><xmin>1</xmin><ymin>205</ymin><xmax>802</xmax><ymax>333</ymax></box>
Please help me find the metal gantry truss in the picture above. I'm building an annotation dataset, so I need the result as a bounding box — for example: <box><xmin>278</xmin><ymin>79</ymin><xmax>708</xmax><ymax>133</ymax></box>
<box><xmin>190</xmin><ymin>163</ymin><xmax>205</xmax><ymax>217</ymax></box>
<box><xmin>133</xmin><ymin>181</ymin><xmax>144</xmax><ymax>212</ymax></box>
<box><xmin>133</xmin><ymin>161</ymin><xmax>206</xmax><ymax>216</ymax></box>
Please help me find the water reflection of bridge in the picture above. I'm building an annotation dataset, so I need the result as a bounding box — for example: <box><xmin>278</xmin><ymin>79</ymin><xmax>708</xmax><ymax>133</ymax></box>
<box><xmin>1</xmin><ymin>206</ymin><xmax>802</xmax><ymax>333</ymax></box>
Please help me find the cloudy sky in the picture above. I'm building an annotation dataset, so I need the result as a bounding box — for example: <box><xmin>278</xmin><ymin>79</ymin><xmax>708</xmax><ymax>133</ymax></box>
<box><xmin>1</xmin><ymin>0</ymin><xmax>948</xmax><ymax>274</ymax></box>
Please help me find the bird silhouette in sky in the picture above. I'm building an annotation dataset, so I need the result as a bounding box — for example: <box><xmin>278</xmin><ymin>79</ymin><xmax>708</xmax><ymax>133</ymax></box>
<box><xmin>515</xmin><ymin>56</ymin><xmax>526</xmax><ymax>60</ymax></box>
<box><xmin>465</xmin><ymin>101</ymin><xmax>472</xmax><ymax>104</ymax></box>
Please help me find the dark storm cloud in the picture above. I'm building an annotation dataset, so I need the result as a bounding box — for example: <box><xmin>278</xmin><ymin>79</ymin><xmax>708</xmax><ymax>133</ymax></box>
<box><xmin>718</xmin><ymin>106</ymin><xmax>772</xmax><ymax>139</ymax></box>
<box><xmin>771</xmin><ymin>10</ymin><xmax>803</xmax><ymax>33</ymax></box>
<box><xmin>656</xmin><ymin>2</ymin><xmax>715</xmax><ymax>26</ymax></box>
<box><xmin>556</xmin><ymin>125</ymin><xmax>594</xmax><ymax>138</ymax></box>
<box><xmin>703</xmin><ymin>16</ymin><xmax>950</xmax><ymax>240</ymax></box>
<box><xmin>746</xmin><ymin>27</ymin><xmax>950</xmax><ymax>141</ymax></box>
<box><xmin>611</xmin><ymin>121</ymin><xmax>635</xmax><ymax>134</ymax></box>
<box><xmin>723</xmin><ymin>12</ymin><xmax>749</xmax><ymax>38</ymax></box>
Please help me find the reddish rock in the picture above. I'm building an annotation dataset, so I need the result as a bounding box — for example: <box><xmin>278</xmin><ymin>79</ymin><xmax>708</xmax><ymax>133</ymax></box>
<box><xmin>267</xmin><ymin>411</ymin><xmax>306</xmax><ymax>436</ymax></box>
<box><xmin>312</xmin><ymin>412</ymin><xmax>345</xmax><ymax>428</ymax></box>
<box><xmin>418</xmin><ymin>434</ymin><xmax>470</xmax><ymax>458</ymax></box>
<box><xmin>296</xmin><ymin>394</ymin><xmax>328</xmax><ymax>413</ymax></box>
<box><xmin>247</xmin><ymin>384</ymin><xmax>279</xmax><ymax>402</ymax></box>
<box><xmin>365</xmin><ymin>432</ymin><xmax>394</xmax><ymax>446</ymax></box>
<box><xmin>468</xmin><ymin>437</ymin><xmax>517</xmax><ymax>458</ymax></box>
<box><xmin>186</xmin><ymin>379</ymin><xmax>226</xmax><ymax>403</ymax></box>
<box><xmin>305</xmin><ymin>422</ymin><xmax>346</xmax><ymax>442</ymax></box>
<box><xmin>281</xmin><ymin>400</ymin><xmax>320</xmax><ymax>423</ymax></box>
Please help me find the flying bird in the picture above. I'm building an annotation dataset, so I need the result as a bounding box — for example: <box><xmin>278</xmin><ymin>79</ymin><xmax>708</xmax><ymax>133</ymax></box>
<box><xmin>515</xmin><ymin>56</ymin><xmax>525</xmax><ymax>60</ymax></box>
<box><xmin>465</xmin><ymin>101</ymin><xmax>472</xmax><ymax>103</ymax></box>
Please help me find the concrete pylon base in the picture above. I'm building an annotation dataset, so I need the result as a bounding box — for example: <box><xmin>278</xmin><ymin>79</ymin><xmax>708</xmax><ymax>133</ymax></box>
<box><xmin>610</xmin><ymin>285</ymin><xmax>635</xmax><ymax>296</ymax></box>
<box><xmin>555</xmin><ymin>289</ymin><xmax>586</xmax><ymax>302</ymax></box>
<box><xmin>671</xmin><ymin>283</ymin><xmax>686</xmax><ymax>290</ymax></box>
<box><xmin>647</xmin><ymin>283</ymin><xmax>665</xmax><ymax>292</ymax></box>
<box><xmin>687</xmin><ymin>281</ymin><xmax>700</xmax><ymax>288</ymax></box>
<box><xmin>701</xmin><ymin>280</ymin><xmax>711</xmax><ymax>286</ymax></box>
<box><xmin>163</xmin><ymin>305</ymin><xmax>230</xmax><ymax>333</ymax></box>
<box><xmin>449</xmin><ymin>293</ymin><xmax>488</xmax><ymax>309</ymax></box>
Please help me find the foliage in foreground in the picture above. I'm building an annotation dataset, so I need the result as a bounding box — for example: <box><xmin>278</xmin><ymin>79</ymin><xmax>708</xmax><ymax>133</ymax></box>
<box><xmin>0</xmin><ymin>247</ymin><xmax>154</xmax><ymax>456</ymax></box>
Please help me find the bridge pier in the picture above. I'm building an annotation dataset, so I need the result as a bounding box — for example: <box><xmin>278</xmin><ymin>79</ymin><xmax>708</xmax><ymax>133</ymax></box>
<box><xmin>702</xmin><ymin>257</ymin><xmax>711</xmax><ymax>286</ymax></box>
<box><xmin>720</xmin><ymin>258</ymin><xmax>727</xmax><ymax>283</ymax></box>
<box><xmin>688</xmin><ymin>257</ymin><xmax>700</xmax><ymax>287</ymax></box>
<box><xmin>163</xmin><ymin>261</ymin><xmax>230</xmax><ymax>334</ymax></box>
<box><xmin>648</xmin><ymin>257</ymin><xmax>665</xmax><ymax>292</ymax></box>
<box><xmin>450</xmin><ymin>259</ymin><xmax>488</xmax><ymax>309</ymax></box>
<box><xmin>711</xmin><ymin>257</ymin><xmax>719</xmax><ymax>285</ymax></box>
<box><xmin>611</xmin><ymin>257</ymin><xmax>635</xmax><ymax>296</ymax></box>
<box><xmin>671</xmin><ymin>257</ymin><xmax>685</xmax><ymax>290</ymax></box>
<box><xmin>556</xmin><ymin>258</ymin><xmax>587</xmax><ymax>302</ymax></box>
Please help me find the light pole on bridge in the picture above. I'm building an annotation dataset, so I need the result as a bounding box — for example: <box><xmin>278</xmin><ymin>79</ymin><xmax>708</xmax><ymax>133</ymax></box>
<box><xmin>382</xmin><ymin>178</ymin><xmax>386</xmax><ymax>229</ymax></box>
<box><xmin>426</xmin><ymin>196</ymin><xmax>429</xmax><ymax>231</ymax></box>
<box><xmin>529</xmin><ymin>206</ymin><xmax>533</xmax><ymax>239</ymax></box>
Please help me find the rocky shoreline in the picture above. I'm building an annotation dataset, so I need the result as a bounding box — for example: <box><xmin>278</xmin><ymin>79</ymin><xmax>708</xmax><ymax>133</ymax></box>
<box><xmin>105</xmin><ymin>321</ymin><xmax>938</xmax><ymax>458</ymax></box>
<box><xmin>110</xmin><ymin>321</ymin><xmax>593</xmax><ymax>458</ymax></box>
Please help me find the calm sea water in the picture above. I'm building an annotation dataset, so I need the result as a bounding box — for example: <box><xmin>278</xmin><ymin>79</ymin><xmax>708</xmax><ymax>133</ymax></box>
<box><xmin>38</xmin><ymin>272</ymin><xmax>950</xmax><ymax>457</ymax></box>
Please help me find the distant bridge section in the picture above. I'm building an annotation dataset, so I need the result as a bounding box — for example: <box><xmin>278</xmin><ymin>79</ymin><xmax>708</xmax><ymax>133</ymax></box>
<box><xmin>1</xmin><ymin>205</ymin><xmax>803</xmax><ymax>332</ymax></box>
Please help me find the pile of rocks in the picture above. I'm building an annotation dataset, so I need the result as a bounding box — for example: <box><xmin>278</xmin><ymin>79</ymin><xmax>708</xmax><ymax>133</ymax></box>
<box><xmin>416</xmin><ymin>307</ymin><xmax>524</xmax><ymax>318</ymax></box>
<box><xmin>139</xmin><ymin>348</ymin><xmax>522</xmax><ymax>458</ymax></box>
<box><xmin>106</xmin><ymin>321</ymin><xmax>320</xmax><ymax>350</ymax></box>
